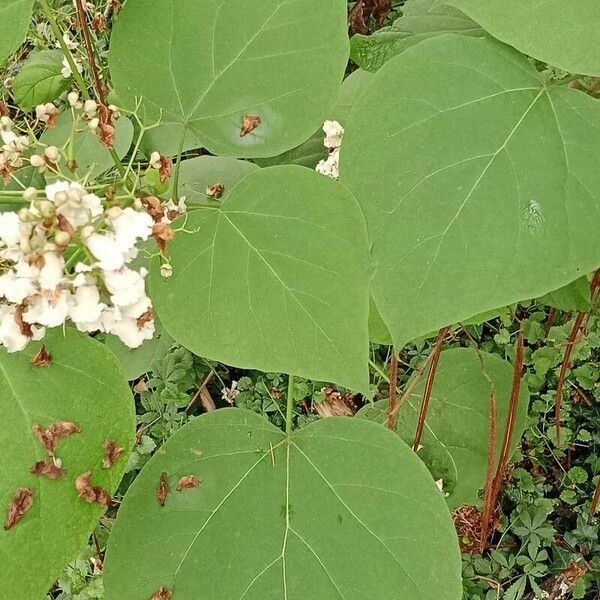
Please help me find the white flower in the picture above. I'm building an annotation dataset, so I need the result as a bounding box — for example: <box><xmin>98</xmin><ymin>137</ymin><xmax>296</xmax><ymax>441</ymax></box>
<box><xmin>108</xmin><ymin>207</ymin><xmax>153</xmax><ymax>253</ymax></box>
<box><xmin>70</xmin><ymin>284</ymin><xmax>106</xmax><ymax>333</ymax></box>
<box><xmin>103</xmin><ymin>267</ymin><xmax>150</xmax><ymax>314</ymax></box>
<box><xmin>38</xmin><ymin>252</ymin><xmax>65</xmax><ymax>291</ymax></box>
<box><xmin>61</xmin><ymin>57</ymin><xmax>82</xmax><ymax>79</ymax></box>
<box><xmin>316</xmin><ymin>148</ymin><xmax>341</xmax><ymax>179</ymax></box>
<box><xmin>102</xmin><ymin>308</ymin><xmax>155</xmax><ymax>349</ymax></box>
<box><xmin>0</xmin><ymin>305</ymin><xmax>30</xmax><ymax>352</ymax></box>
<box><xmin>323</xmin><ymin>120</ymin><xmax>344</xmax><ymax>149</ymax></box>
<box><xmin>62</xmin><ymin>32</ymin><xmax>78</xmax><ymax>50</ymax></box>
<box><xmin>0</xmin><ymin>261</ymin><xmax>38</xmax><ymax>304</ymax></box>
<box><xmin>86</xmin><ymin>233</ymin><xmax>125</xmax><ymax>271</ymax></box>
<box><xmin>23</xmin><ymin>290</ymin><xmax>72</xmax><ymax>328</ymax></box>
<box><xmin>221</xmin><ymin>381</ymin><xmax>239</xmax><ymax>404</ymax></box>
<box><xmin>149</xmin><ymin>151</ymin><xmax>161</xmax><ymax>170</ymax></box>
<box><xmin>0</xmin><ymin>212</ymin><xmax>21</xmax><ymax>248</ymax></box>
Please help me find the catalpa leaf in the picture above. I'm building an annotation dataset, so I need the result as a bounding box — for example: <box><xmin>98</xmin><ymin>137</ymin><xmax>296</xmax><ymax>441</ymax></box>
<box><xmin>448</xmin><ymin>0</ymin><xmax>600</xmax><ymax>77</ymax></box>
<box><xmin>150</xmin><ymin>166</ymin><xmax>370</xmax><ymax>394</ymax></box>
<box><xmin>103</xmin><ymin>409</ymin><xmax>462</xmax><ymax>599</ymax></box>
<box><xmin>12</xmin><ymin>50</ymin><xmax>71</xmax><ymax>110</ymax></box>
<box><xmin>537</xmin><ymin>277</ymin><xmax>591</xmax><ymax>313</ymax></box>
<box><xmin>351</xmin><ymin>0</ymin><xmax>482</xmax><ymax>72</ymax></box>
<box><xmin>341</xmin><ymin>35</ymin><xmax>600</xmax><ymax>348</ymax></box>
<box><xmin>108</xmin><ymin>0</ymin><xmax>349</xmax><ymax>158</ymax></box>
<box><xmin>360</xmin><ymin>348</ymin><xmax>529</xmax><ymax>509</ymax></box>
<box><xmin>0</xmin><ymin>0</ymin><xmax>33</xmax><ymax>66</ymax></box>
<box><xmin>0</xmin><ymin>329</ymin><xmax>135</xmax><ymax>598</ymax></box>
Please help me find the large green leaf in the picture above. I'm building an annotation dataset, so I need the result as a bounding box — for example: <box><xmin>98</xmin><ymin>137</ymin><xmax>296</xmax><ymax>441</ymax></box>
<box><xmin>150</xmin><ymin>166</ymin><xmax>371</xmax><ymax>394</ymax></box>
<box><xmin>12</xmin><ymin>50</ymin><xmax>71</xmax><ymax>110</ymax></box>
<box><xmin>537</xmin><ymin>276</ymin><xmax>591</xmax><ymax>313</ymax></box>
<box><xmin>0</xmin><ymin>0</ymin><xmax>33</xmax><ymax>65</ymax></box>
<box><xmin>341</xmin><ymin>35</ymin><xmax>600</xmax><ymax>348</ymax></box>
<box><xmin>359</xmin><ymin>347</ymin><xmax>529</xmax><ymax>509</ymax></box>
<box><xmin>168</xmin><ymin>156</ymin><xmax>259</xmax><ymax>204</ymax></box>
<box><xmin>41</xmin><ymin>111</ymin><xmax>134</xmax><ymax>180</ymax></box>
<box><xmin>351</xmin><ymin>0</ymin><xmax>482</xmax><ymax>72</ymax></box>
<box><xmin>0</xmin><ymin>328</ymin><xmax>135</xmax><ymax>598</ymax></box>
<box><xmin>104</xmin><ymin>408</ymin><xmax>462</xmax><ymax>599</ymax></box>
<box><xmin>108</xmin><ymin>0</ymin><xmax>349</xmax><ymax>158</ymax></box>
<box><xmin>448</xmin><ymin>0</ymin><xmax>600</xmax><ymax>77</ymax></box>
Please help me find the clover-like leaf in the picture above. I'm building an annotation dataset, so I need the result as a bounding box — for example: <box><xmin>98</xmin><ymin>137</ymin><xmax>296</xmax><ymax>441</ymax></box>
<box><xmin>108</xmin><ymin>0</ymin><xmax>349</xmax><ymax>158</ymax></box>
<box><xmin>12</xmin><ymin>50</ymin><xmax>71</xmax><ymax>110</ymax></box>
<box><xmin>41</xmin><ymin>111</ymin><xmax>134</xmax><ymax>180</ymax></box>
<box><xmin>150</xmin><ymin>166</ymin><xmax>370</xmax><ymax>394</ymax></box>
<box><xmin>448</xmin><ymin>0</ymin><xmax>600</xmax><ymax>77</ymax></box>
<box><xmin>351</xmin><ymin>0</ymin><xmax>482</xmax><ymax>72</ymax></box>
<box><xmin>0</xmin><ymin>0</ymin><xmax>33</xmax><ymax>66</ymax></box>
<box><xmin>0</xmin><ymin>328</ymin><xmax>135</xmax><ymax>598</ymax></box>
<box><xmin>359</xmin><ymin>348</ymin><xmax>529</xmax><ymax>509</ymax></box>
<box><xmin>103</xmin><ymin>408</ymin><xmax>462</xmax><ymax>599</ymax></box>
<box><xmin>341</xmin><ymin>35</ymin><xmax>600</xmax><ymax>348</ymax></box>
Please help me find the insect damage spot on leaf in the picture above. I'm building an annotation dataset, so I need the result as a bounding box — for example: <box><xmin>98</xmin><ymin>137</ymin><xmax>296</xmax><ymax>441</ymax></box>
<box><xmin>30</xmin><ymin>345</ymin><xmax>52</xmax><ymax>367</ymax></box>
<box><xmin>205</xmin><ymin>183</ymin><xmax>224</xmax><ymax>199</ymax></box>
<box><xmin>150</xmin><ymin>586</ymin><xmax>172</xmax><ymax>600</ymax></box>
<box><xmin>4</xmin><ymin>488</ymin><xmax>33</xmax><ymax>530</ymax></box>
<box><xmin>102</xmin><ymin>440</ymin><xmax>124</xmax><ymax>469</ymax></box>
<box><xmin>156</xmin><ymin>471</ymin><xmax>169</xmax><ymax>507</ymax></box>
<box><xmin>240</xmin><ymin>115</ymin><xmax>261</xmax><ymax>137</ymax></box>
<box><xmin>30</xmin><ymin>460</ymin><xmax>65</xmax><ymax>480</ymax></box>
<box><xmin>75</xmin><ymin>472</ymin><xmax>112</xmax><ymax>508</ymax></box>
<box><xmin>176</xmin><ymin>475</ymin><xmax>200</xmax><ymax>492</ymax></box>
<box><xmin>33</xmin><ymin>421</ymin><xmax>81</xmax><ymax>455</ymax></box>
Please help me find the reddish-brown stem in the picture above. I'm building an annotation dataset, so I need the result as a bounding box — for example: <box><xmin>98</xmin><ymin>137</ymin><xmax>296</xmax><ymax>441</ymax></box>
<box><xmin>589</xmin><ymin>477</ymin><xmax>600</xmax><ymax>521</ymax></box>
<box><xmin>412</xmin><ymin>326</ymin><xmax>450</xmax><ymax>451</ymax></box>
<box><xmin>490</xmin><ymin>326</ymin><xmax>524</xmax><ymax>504</ymax></box>
<box><xmin>385</xmin><ymin>351</ymin><xmax>399</xmax><ymax>430</ymax></box>
<box><xmin>555</xmin><ymin>312</ymin><xmax>587</xmax><ymax>447</ymax></box>
<box><xmin>74</xmin><ymin>0</ymin><xmax>107</xmax><ymax>104</ymax></box>
<box><xmin>545</xmin><ymin>307</ymin><xmax>557</xmax><ymax>338</ymax></box>
<box><xmin>185</xmin><ymin>371</ymin><xmax>215</xmax><ymax>413</ymax></box>
<box><xmin>480</xmin><ymin>389</ymin><xmax>498</xmax><ymax>551</ymax></box>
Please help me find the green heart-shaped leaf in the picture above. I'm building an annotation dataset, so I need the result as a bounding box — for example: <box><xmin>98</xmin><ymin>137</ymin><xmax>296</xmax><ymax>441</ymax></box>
<box><xmin>150</xmin><ymin>166</ymin><xmax>370</xmax><ymax>394</ymax></box>
<box><xmin>104</xmin><ymin>408</ymin><xmax>462</xmax><ymax>599</ymax></box>
<box><xmin>360</xmin><ymin>347</ymin><xmax>529</xmax><ymax>509</ymax></box>
<box><xmin>448</xmin><ymin>0</ymin><xmax>600</xmax><ymax>77</ymax></box>
<box><xmin>0</xmin><ymin>0</ymin><xmax>33</xmax><ymax>66</ymax></box>
<box><xmin>108</xmin><ymin>0</ymin><xmax>349</xmax><ymax>158</ymax></box>
<box><xmin>0</xmin><ymin>329</ymin><xmax>135</xmax><ymax>598</ymax></box>
<box><xmin>341</xmin><ymin>35</ymin><xmax>600</xmax><ymax>347</ymax></box>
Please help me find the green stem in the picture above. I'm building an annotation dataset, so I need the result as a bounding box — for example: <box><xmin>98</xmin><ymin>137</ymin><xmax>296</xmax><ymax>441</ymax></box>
<box><xmin>172</xmin><ymin>130</ymin><xmax>187</xmax><ymax>202</ymax></box>
<box><xmin>369</xmin><ymin>359</ymin><xmax>390</xmax><ymax>383</ymax></box>
<box><xmin>37</xmin><ymin>0</ymin><xmax>91</xmax><ymax>101</ymax></box>
<box><xmin>109</xmin><ymin>147</ymin><xmax>127</xmax><ymax>179</ymax></box>
<box><xmin>285</xmin><ymin>374</ymin><xmax>295</xmax><ymax>438</ymax></box>
<box><xmin>0</xmin><ymin>195</ymin><xmax>28</xmax><ymax>203</ymax></box>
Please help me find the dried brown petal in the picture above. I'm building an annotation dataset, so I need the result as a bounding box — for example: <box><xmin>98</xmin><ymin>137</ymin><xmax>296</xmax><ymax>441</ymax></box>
<box><xmin>152</xmin><ymin>222</ymin><xmax>174</xmax><ymax>255</ymax></box>
<box><xmin>31</xmin><ymin>345</ymin><xmax>52</xmax><ymax>367</ymax></box>
<box><xmin>149</xmin><ymin>586</ymin><xmax>172</xmax><ymax>600</ymax></box>
<box><xmin>102</xmin><ymin>439</ymin><xmax>124</xmax><ymax>469</ymax></box>
<box><xmin>0</xmin><ymin>161</ymin><xmax>14</xmax><ymax>184</ymax></box>
<box><xmin>33</xmin><ymin>421</ymin><xmax>81</xmax><ymax>455</ymax></box>
<box><xmin>75</xmin><ymin>472</ymin><xmax>112</xmax><ymax>508</ymax></box>
<box><xmin>206</xmin><ymin>183</ymin><xmax>224</xmax><ymax>199</ymax></box>
<box><xmin>31</xmin><ymin>460</ymin><xmax>65</xmax><ymax>480</ymax></box>
<box><xmin>14</xmin><ymin>304</ymin><xmax>33</xmax><ymax>338</ymax></box>
<box><xmin>92</xmin><ymin>14</ymin><xmax>107</xmax><ymax>31</ymax></box>
<box><xmin>158</xmin><ymin>156</ymin><xmax>173</xmax><ymax>183</ymax></box>
<box><xmin>0</xmin><ymin>101</ymin><xmax>8</xmax><ymax>117</ymax></box>
<box><xmin>136</xmin><ymin>308</ymin><xmax>154</xmax><ymax>331</ymax></box>
<box><xmin>240</xmin><ymin>114</ymin><xmax>261</xmax><ymax>137</ymax></box>
<box><xmin>156</xmin><ymin>471</ymin><xmax>169</xmax><ymax>507</ymax></box>
<box><xmin>141</xmin><ymin>196</ymin><xmax>163</xmax><ymax>222</ymax></box>
<box><xmin>97</xmin><ymin>104</ymin><xmax>116</xmax><ymax>148</ymax></box>
<box><xmin>57</xmin><ymin>213</ymin><xmax>76</xmax><ymax>237</ymax></box>
<box><xmin>176</xmin><ymin>475</ymin><xmax>200</xmax><ymax>492</ymax></box>
<box><xmin>4</xmin><ymin>488</ymin><xmax>33</xmax><ymax>530</ymax></box>
<box><xmin>45</xmin><ymin>106</ymin><xmax>59</xmax><ymax>128</ymax></box>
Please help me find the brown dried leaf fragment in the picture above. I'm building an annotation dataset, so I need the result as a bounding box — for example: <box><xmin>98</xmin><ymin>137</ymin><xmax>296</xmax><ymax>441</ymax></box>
<box><xmin>206</xmin><ymin>183</ymin><xmax>224</xmax><ymax>199</ymax></box>
<box><xmin>31</xmin><ymin>345</ymin><xmax>52</xmax><ymax>367</ymax></box>
<box><xmin>75</xmin><ymin>472</ymin><xmax>112</xmax><ymax>508</ymax></box>
<box><xmin>31</xmin><ymin>460</ymin><xmax>65</xmax><ymax>480</ymax></box>
<box><xmin>102</xmin><ymin>439</ymin><xmax>124</xmax><ymax>469</ymax></box>
<box><xmin>313</xmin><ymin>387</ymin><xmax>358</xmax><ymax>417</ymax></box>
<box><xmin>0</xmin><ymin>101</ymin><xmax>8</xmax><ymax>117</ymax></box>
<box><xmin>4</xmin><ymin>488</ymin><xmax>33</xmax><ymax>530</ymax></box>
<box><xmin>92</xmin><ymin>13</ymin><xmax>107</xmax><ymax>32</ymax></box>
<box><xmin>348</xmin><ymin>0</ymin><xmax>392</xmax><ymax>35</ymax></box>
<box><xmin>33</xmin><ymin>421</ymin><xmax>81</xmax><ymax>455</ymax></box>
<box><xmin>176</xmin><ymin>475</ymin><xmax>200</xmax><ymax>491</ymax></box>
<box><xmin>240</xmin><ymin>114</ymin><xmax>261</xmax><ymax>137</ymax></box>
<box><xmin>158</xmin><ymin>156</ymin><xmax>173</xmax><ymax>183</ymax></box>
<box><xmin>149</xmin><ymin>586</ymin><xmax>172</xmax><ymax>600</ymax></box>
<box><xmin>156</xmin><ymin>471</ymin><xmax>169</xmax><ymax>507</ymax></box>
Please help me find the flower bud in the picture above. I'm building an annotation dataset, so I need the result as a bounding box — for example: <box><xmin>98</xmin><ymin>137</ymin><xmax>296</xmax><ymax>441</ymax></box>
<box><xmin>18</xmin><ymin>207</ymin><xmax>32</xmax><ymax>222</ymax></box>
<box><xmin>88</xmin><ymin>117</ymin><xmax>99</xmax><ymax>131</ymax></box>
<box><xmin>67</xmin><ymin>188</ymin><xmax>83</xmax><ymax>206</ymax></box>
<box><xmin>37</xmin><ymin>200</ymin><xmax>55</xmax><ymax>218</ymax></box>
<box><xmin>84</xmin><ymin>100</ymin><xmax>98</xmax><ymax>116</ymax></box>
<box><xmin>106</xmin><ymin>206</ymin><xmax>122</xmax><ymax>220</ymax></box>
<box><xmin>22</xmin><ymin>187</ymin><xmax>37</xmax><ymax>203</ymax></box>
<box><xmin>35</xmin><ymin>104</ymin><xmax>47</xmax><ymax>119</ymax></box>
<box><xmin>160</xmin><ymin>263</ymin><xmax>173</xmax><ymax>278</ymax></box>
<box><xmin>44</xmin><ymin>145</ymin><xmax>60</xmax><ymax>163</ymax></box>
<box><xmin>67</xmin><ymin>91</ymin><xmax>80</xmax><ymax>107</ymax></box>
<box><xmin>29</xmin><ymin>154</ymin><xmax>46</xmax><ymax>168</ymax></box>
<box><xmin>53</xmin><ymin>191</ymin><xmax>69</xmax><ymax>207</ymax></box>
<box><xmin>54</xmin><ymin>230</ymin><xmax>71</xmax><ymax>246</ymax></box>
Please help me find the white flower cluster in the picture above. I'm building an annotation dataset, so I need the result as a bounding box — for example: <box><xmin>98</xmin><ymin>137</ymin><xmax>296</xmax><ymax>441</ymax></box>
<box><xmin>0</xmin><ymin>116</ymin><xmax>31</xmax><ymax>182</ymax></box>
<box><xmin>0</xmin><ymin>181</ymin><xmax>156</xmax><ymax>352</ymax></box>
<box><xmin>316</xmin><ymin>120</ymin><xmax>344</xmax><ymax>179</ymax></box>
